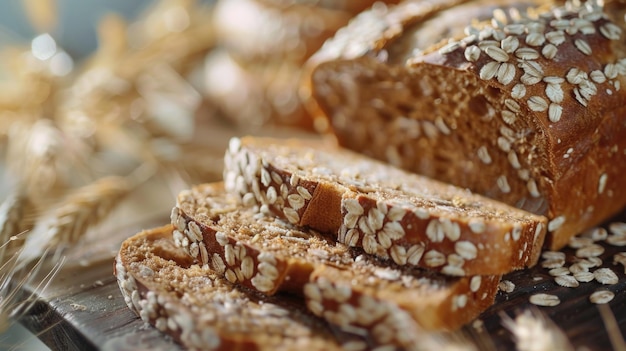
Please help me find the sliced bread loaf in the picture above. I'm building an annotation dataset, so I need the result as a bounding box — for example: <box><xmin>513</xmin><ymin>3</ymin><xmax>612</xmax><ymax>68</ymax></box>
<box><xmin>115</xmin><ymin>225</ymin><xmax>353</xmax><ymax>351</ymax></box>
<box><xmin>171</xmin><ymin>182</ymin><xmax>500</xmax><ymax>335</ymax></box>
<box><xmin>224</xmin><ymin>136</ymin><xmax>547</xmax><ymax>276</ymax></box>
<box><xmin>303</xmin><ymin>0</ymin><xmax>626</xmax><ymax>249</ymax></box>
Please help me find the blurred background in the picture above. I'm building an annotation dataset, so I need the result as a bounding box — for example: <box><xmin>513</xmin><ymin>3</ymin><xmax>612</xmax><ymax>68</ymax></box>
<box><xmin>0</xmin><ymin>2</ymin><xmax>151</xmax><ymax>350</ymax></box>
<box><xmin>0</xmin><ymin>1</ymin><xmax>148</xmax><ymax>60</ymax></box>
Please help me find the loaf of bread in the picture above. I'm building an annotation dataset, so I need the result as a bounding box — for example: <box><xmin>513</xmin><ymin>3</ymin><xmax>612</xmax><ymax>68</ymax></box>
<box><xmin>303</xmin><ymin>0</ymin><xmax>626</xmax><ymax>249</ymax></box>
<box><xmin>206</xmin><ymin>0</ymin><xmax>401</xmax><ymax>130</ymax></box>
<box><xmin>171</xmin><ymin>182</ymin><xmax>499</xmax><ymax>345</ymax></box>
<box><xmin>224</xmin><ymin>136</ymin><xmax>547</xmax><ymax>276</ymax></box>
<box><xmin>115</xmin><ymin>225</ymin><xmax>356</xmax><ymax>351</ymax></box>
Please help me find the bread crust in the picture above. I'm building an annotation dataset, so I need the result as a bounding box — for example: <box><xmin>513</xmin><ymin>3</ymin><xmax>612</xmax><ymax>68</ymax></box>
<box><xmin>304</xmin><ymin>0</ymin><xmax>626</xmax><ymax>249</ymax></box>
<box><xmin>224</xmin><ymin>136</ymin><xmax>547</xmax><ymax>276</ymax></box>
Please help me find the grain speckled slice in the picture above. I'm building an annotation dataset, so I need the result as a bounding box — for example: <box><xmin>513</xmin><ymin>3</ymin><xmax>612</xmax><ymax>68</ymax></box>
<box><xmin>172</xmin><ymin>183</ymin><xmax>500</xmax><ymax>336</ymax></box>
<box><xmin>115</xmin><ymin>225</ymin><xmax>353</xmax><ymax>351</ymax></box>
<box><xmin>224</xmin><ymin>136</ymin><xmax>547</xmax><ymax>276</ymax></box>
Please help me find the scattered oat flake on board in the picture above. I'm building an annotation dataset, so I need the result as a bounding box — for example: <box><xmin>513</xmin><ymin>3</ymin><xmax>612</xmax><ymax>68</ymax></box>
<box><xmin>498</xmin><ymin>280</ymin><xmax>515</xmax><ymax>293</ymax></box>
<box><xmin>594</xmin><ymin>268</ymin><xmax>619</xmax><ymax>285</ymax></box>
<box><xmin>530</xmin><ymin>293</ymin><xmax>560</xmax><ymax>307</ymax></box>
<box><xmin>590</xmin><ymin>290</ymin><xmax>615</xmax><ymax>304</ymax></box>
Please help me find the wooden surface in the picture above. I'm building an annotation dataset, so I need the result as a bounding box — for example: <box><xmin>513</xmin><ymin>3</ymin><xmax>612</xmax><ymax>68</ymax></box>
<box><xmin>14</xmin><ymin>203</ymin><xmax>626</xmax><ymax>350</ymax></box>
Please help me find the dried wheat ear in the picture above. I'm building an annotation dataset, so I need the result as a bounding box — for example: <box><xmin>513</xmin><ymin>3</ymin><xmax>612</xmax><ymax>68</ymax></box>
<box><xmin>305</xmin><ymin>0</ymin><xmax>626</xmax><ymax>250</ymax></box>
<box><xmin>224</xmin><ymin>136</ymin><xmax>547</xmax><ymax>276</ymax></box>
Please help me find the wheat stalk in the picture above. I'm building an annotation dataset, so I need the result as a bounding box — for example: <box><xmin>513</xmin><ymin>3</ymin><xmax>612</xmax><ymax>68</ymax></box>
<box><xmin>501</xmin><ymin>309</ymin><xmax>574</xmax><ymax>351</ymax></box>
<box><xmin>0</xmin><ymin>192</ymin><xmax>35</xmax><ymax>268</ymax></box>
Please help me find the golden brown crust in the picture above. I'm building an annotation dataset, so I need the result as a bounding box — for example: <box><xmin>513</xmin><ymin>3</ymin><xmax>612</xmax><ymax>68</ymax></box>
<box><xmin>305</xmin><ymin>0</ymin><xmax>626</xmax><ymax>249</ymax></box>
<box><xmin>224</xmin><ymin>136</ymin><xmax>547</xmax><ymax>276</ymax></box>
<box><xmin>115</xmin><ymin>225</ymin><xmax>351</xmax><ymax>351</ymax></box>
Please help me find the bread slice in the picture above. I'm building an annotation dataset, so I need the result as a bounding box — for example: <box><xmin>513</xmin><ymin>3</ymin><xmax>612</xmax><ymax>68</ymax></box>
<box><xmin>224</xmin><ymin>136</ymin><xmax>547</xmax><ymax>276</ymax></box>
<box><xmin>115</xmin><ymin>225</ymin><xmax>352</xmax><ymax>351</ymax></box>
<box><xmin>172</xmin><ymin>182</ymin><xmax>500</xmax><ymax>334</ymax></box>
<box><xmin>172</xmin><ymin>182</ymin><xmax>354</xmax><ymax>296</ymax></box>
<box><xmin>305</xmin><ymin>256</ymin><xmax>499</xmax><ymax>335</ymax></box>
<box><xmin>303</xmin><ymin>0</ymin><xmax>626</xmax><ymax>249</ymax></box>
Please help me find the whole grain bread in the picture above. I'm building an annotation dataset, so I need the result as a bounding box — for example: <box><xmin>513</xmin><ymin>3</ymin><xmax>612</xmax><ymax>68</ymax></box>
<box><xmin>303</xmin><ymin>0</ymin><xmax>626</xmax><ymax>249</ymax></box>
<box><xmin>115</xmin><ymin>225</ymin><xmax>355</xmax><ymax>351</ymax></box>
<box><xmin>223</xmin><ymin>136</ymin><xmax>547</xmax><ymax>276</ymax></box>
<box><xmin>171</xmin><ymin>182</ymin><xmax>499</xmax><ymax>347</ymax></box>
